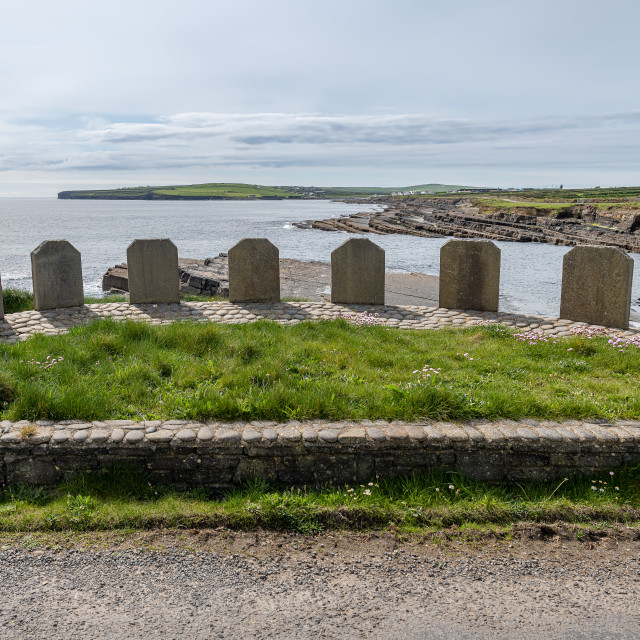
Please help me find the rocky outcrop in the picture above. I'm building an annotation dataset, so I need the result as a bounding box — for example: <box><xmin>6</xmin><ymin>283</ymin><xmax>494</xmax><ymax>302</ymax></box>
<box><xmin>101</xmin><ymin>264</ymin><xmax>129</xmax><ymax>293</ymax></box>
<box><xmin>305</xmin><ymin>198</ymin><xmax>640</xmax><ymax>253</ymax></box>
<box><xmin>180</xmin><ymin>256</ymin><xmax>230</xmax><ymax>297</ymax></box>
<box><xmin>102</xmin><ymin>256</ymin><xmax>229</xmax><ymax>297</ymax></box>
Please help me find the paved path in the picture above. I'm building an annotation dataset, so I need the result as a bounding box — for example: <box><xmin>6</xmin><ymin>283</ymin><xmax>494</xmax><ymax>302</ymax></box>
<box><xmin>1</xmin><ymin>301</ymin><xmax>638</xmax><ymax>343</ymax></box>
<box><xmin>1</xmin><ymin>534</ymin><xmax>639</xmax><ymax>639</ymax></box>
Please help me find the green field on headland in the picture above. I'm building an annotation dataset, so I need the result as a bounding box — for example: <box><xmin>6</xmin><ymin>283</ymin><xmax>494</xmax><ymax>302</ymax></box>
<box><xmin>57</xmin><ymin>182</ymin><xmax>640</xmax><ymax>210</ymax></box>
<box><xmin>57</xmin><ymin>182</ymin><xmax>474</xmax><ymax>200</ymax></box>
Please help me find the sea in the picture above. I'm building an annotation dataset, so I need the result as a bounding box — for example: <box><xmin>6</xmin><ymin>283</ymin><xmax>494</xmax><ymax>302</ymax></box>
<box><xmin>1</xmin><ymin>197</ymin><xmax>640</xmax><ymax>321</ymax></box>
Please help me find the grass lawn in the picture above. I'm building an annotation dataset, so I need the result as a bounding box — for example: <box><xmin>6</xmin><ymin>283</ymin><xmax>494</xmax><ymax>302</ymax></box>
<box><xmin>1</xmin><ymin>467</ymin><xmax>638</xmax><ymax>534</ymax></box>
<box><xmin>475</xmin><ymin>197</ymin><xmax>640</xmax><ymax>212</ymax></box>
<box><xmin>2</xmin><ymin>306</ymin><xmax>639</xmax><ymax>536</ymax></box>
<box><xmin>153</xmin><ymin>183</ymin><xmax>297</xmax><ymax>198</ymax></box>
<box><xmin>0</xmin><ymin>318</ymin><xmax>639</xmax><ymax>422</ymax></box>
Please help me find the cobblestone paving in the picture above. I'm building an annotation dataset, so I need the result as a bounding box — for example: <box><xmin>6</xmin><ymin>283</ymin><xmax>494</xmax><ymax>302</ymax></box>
<box><xmin>1</xmin><ymin>301</ymin><xmax>638</xmax><ymax>343</ymax></box>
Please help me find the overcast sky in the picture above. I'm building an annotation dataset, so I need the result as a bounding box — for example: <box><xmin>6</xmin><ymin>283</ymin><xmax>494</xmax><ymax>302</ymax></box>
<box><xmin>2</xmin><ymin>0</ymin><xmax>639</xmax><ymax>195</ymax></box>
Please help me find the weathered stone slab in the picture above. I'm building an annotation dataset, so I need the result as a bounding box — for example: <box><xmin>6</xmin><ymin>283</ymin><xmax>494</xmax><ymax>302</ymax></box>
<box><xmin>439</xmin><ymin>239</ymin><xmax>500</xmax><ymax>312</ymax></box>
<box><xmin>31</xmin><ymin>240</ymin><xmax>84</xmax><ymax>311</ymax></box>
<box><xmin>228</xmin><ymin>239</ymin><xmax>280</xmax><ymax>303</ymax></box>
<box><xmin>0</xmin><ymin>271</ymin><xmax>4</xmax><ymax>320</ymax></box>
<box><xmin>331</xmin><ymin>238</ymin><xmax>385</xmax><ymax>304</ymax></box>
<box><xmin>127</xmin><ymin>239</ymin><xmax>179</xmax><ymax>304</ymax></box>
<box><xmin>559</xmin><ymin>245</ymin><xmax>633</xmax><ymax>329</ymax></box>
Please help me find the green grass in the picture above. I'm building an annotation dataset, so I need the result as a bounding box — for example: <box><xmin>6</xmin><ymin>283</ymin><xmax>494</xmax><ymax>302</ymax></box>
<box><xmin>475</xmin><ymin>198</ymin><xmax>574</xmax><ymax>211</ymax></box>
<box><xmin>2</xmin><ymin>289</ymin><xmax>35</xmax><ymax>314</ymax></box>
<box><xmin>497</xmin><ymin>186</ymin><xmax>640</xmax><ymax>202</ymax></box>
<box><xmin>475</xmin><ymin>197</ymin><xmax>640</xmax><ymax>212</ymax></box>
<box><xmin>1</xmin><ymin>319</ymin><xmax>639</xmax><ymax>422</ymax></box>
<box><xmin>56</xmin><ymin>182</ymin><xmax>640</xmax><ymax>204</ymax></box>
<box><xmin>412</xmin><ymin>186</ymin><xmax>640</xmax><ymax>207</ymax></box>
<box><xmin>154</xmin><ymin>183</ymin><xmax>299</xmax><ymax>198</ymax></box>
<box><xmin>1</xmin><ymin>467</ymin><xmax>638</xmax><ymax>533</ymax></box>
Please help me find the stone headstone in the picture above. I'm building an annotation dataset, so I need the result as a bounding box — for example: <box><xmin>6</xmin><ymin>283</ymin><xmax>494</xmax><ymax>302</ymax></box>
<box><xmin>228</xmin><ymin>239</ymin><xmax>280</xmax><ymax>303</ymax></box>
<box><xmin>127</xmin><ymin>239</ymin><xmax>180</xmax><ymax>304</ymax></box>
<box><xmin>560</xmin><ymin>245</ymin><xmax>633</xmax><ymax>329</ymax></box>
<box><xmin>0</xmin><ymin>271</ymin><xmax>4</xmax><ymax>320</ymax></box>
<box><xmin>31</xmin><ymin>240</ymin><xmax>84</xmax><ymax>311</ymax></box>
<box><xmin>331</xmin><ymin>238</ymin><xmax>385</xmax><ymax>305</ymax></box>
<box><xmin>439</xmin><ymin>239</ymin><xmax>500</xmax><ymax>312</ymax></box>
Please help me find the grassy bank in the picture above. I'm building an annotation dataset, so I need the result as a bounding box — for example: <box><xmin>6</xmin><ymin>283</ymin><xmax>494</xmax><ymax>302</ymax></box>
<box><xmin>1</xmin><ymin>467</ymin><xmax>638</xmax><ymax>534</ymax></box>
<box><xmin>476</xmin><ymin>197</ymin><xmax>640</xmax><ymax>213</ymax></box>
<box><xmin>2</xmin><ymin>289</ymin><xmax>129</xmax><ymax>315</ymax></box>
<box><xmin>0</xmin><ymin>319</ymin><xmax>639</xmax><ymax>422</ymax></box>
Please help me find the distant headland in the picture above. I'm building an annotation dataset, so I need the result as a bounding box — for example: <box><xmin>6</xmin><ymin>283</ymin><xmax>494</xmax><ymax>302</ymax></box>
<box><xmin>56</xmin><ymin>182</ymin><xmax>475</xmax><ymax>200</ymax></box>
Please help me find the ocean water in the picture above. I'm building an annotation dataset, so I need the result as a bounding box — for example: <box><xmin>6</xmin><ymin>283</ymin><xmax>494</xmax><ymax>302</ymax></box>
<box><xmin>1</xmin><ymin>197</ymin><xmax>639</xmax><ymax>319</ymax></box>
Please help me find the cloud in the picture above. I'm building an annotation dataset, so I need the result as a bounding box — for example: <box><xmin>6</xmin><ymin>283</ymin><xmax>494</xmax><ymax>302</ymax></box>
<box><xmin>79</xmin><ymin>111</ymin><xmax>640</xmax><ymax>150</ymax></box>
<box><xmin>2</xmin><ymin>110</ymin><xmax>640</xmax><ymax>193</ymax></box>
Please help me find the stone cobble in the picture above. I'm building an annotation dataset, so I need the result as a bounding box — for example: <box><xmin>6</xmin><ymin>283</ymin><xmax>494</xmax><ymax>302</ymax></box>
<box><xmin>2</xmin><ymin>419</ymin><xmax>640</xmax><ymax>487</ymax></box>
<box><xmin>0</xmin><ymin>301</ymin><xmax>638</xmax><ymax>343</ymax></box>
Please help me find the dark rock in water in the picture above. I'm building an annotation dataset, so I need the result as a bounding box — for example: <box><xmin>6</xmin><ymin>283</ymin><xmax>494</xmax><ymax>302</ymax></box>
<box><xmin>180</xmin><ymin>255</ymin><xmax>229</xmax><ymax>297</ymax></box>
<box><xmin>101</xmin><ymin>263</ymin><xmax>129</xmax><ymax>293</ymax></box>
<box><xmin>292</xmin><ymin>220</ymin><xmax>314</xmax><ymax>229</ymax></box>
<box><xmin>102</xmin><ymin>254</ymin><xmax>230</xmax><ymax>298</ymax></box>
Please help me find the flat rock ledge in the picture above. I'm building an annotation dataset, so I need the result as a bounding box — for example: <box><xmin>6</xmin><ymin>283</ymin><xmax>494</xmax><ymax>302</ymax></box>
<box><xmin>2</xmin><ymin>419</ymin><xmax>639</xmax><ymax>487</ymax></box>
<box><xmin>1</xmin><ymin>301</ymin><xmax>638</xmax><ymax>343</ymax></box>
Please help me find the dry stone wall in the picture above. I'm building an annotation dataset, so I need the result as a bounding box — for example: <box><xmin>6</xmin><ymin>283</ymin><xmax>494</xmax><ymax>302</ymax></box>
<box><xmin>2</xmin><ymin>419</ymin><xmax>640</xmax><ymax>488</ymax></box>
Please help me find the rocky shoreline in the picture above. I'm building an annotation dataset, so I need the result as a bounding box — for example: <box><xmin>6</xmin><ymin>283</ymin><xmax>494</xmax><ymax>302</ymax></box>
<box><xmin>297</xmin><ymin>197</ymin><xmax>640</xmax><ymax>253</ymax></box>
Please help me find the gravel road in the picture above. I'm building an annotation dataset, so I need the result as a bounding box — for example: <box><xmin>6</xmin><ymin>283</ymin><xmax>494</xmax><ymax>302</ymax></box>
<box><xmin>1</xmin><ymin>531</ymin><xmax>639</xmax><ymax>639</ymax></box>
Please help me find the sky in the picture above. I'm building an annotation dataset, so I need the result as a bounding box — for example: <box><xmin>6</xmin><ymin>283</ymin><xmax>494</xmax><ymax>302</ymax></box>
<box><xmin>1</xmin><ymin>0</ymin><xmax>640</xmax><ymax>196</ymax></box>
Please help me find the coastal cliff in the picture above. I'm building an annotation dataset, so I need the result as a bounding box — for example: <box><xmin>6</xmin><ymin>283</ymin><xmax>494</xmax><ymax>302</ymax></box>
<box><xmin>297</xmin><ymin>198</ymin><xmax>640</xmax><ymax>253</ymax></box>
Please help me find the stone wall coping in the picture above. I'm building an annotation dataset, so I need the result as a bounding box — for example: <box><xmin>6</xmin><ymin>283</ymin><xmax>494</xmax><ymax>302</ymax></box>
<box><xmin>2</xmin><ymin>419</ymin><xmax>640</xmax><ymax>449</ymax></box>
<box><xmin>4</xmin><ymin>418</ymin><xmax>640</xmax><ymax>486</ymax></box>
